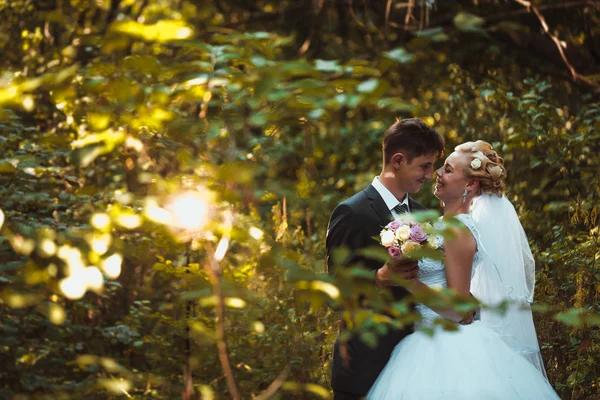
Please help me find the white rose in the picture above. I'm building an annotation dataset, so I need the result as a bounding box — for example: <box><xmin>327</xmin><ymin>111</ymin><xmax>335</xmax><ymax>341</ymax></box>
<box><xmin>395</xmin><ymin>225</ymin><xmax>411</xmax><ymax>241</ymax></box>
<box><xmin>380</xmin><ymin>230</ymin><xmax>396</xmax><ymax>247</ymax></box>
<box><xmin>428</xmin><ymin>235</ymin><xmax>441</xmax><ymax>249</ymax></box>
<box><xmin>430</xmin><ymin>283</ymin><xmax>444</xmax><ymax>292</ymax></box>
<box><xmin>470</xmin><ymin>158</ymin><xmax>482</xmax><ymax>170</ymax></box>
<box><xmin>401</xmin><ymin>240</ymin><xmax>421</xmax><ymax>254</ymax></box>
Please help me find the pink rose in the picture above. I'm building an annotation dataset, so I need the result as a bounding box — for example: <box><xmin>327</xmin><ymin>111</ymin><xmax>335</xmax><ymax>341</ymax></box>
<box><xmin>388</xmin><ymin>245</ymin><xmax>402</xmax><ymax>260</ymax></box>
<box><xmin>409</xmin><ymin>225</ymin><xmax>428</xmax><ymax>243</ymax></box>
<box><xmin>387</xmin><ymin>220</ymin><xmax>402</xmax><ymax>232</ymax></box>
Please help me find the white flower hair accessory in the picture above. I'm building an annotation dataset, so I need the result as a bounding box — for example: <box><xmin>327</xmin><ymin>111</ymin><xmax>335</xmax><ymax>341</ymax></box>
<box><xmin>470</xmin><ymin>158</ymin><xmax>482</xmax><ymax>170</ymax></box>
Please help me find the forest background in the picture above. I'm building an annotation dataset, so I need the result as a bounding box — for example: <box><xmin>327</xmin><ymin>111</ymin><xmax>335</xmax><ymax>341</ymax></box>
<box><xmin>0</xmin><ymin>0</ymin><xmax>599</xmax><ymax>399</ymax></box>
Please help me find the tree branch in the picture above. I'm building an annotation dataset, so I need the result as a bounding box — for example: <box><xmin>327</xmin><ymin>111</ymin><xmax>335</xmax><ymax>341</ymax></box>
<box><xmin>385</xmin><ymin>0</ymin><xmax>393</xmax><ymax>30</ymax></box>
<box><xmin>206</xmin><ymin>245</ymin><xmax>242</xmax><ymax>400</ymax></box>
<box><xmin>486</xmin><ymin>0</ymin><xmax>595</xmax><ymax>22</ymax></box>
<box><xmin>253</xmin><ymin>365</ymin><xmax>291</xmax><ymax>400</ymax></box>
<box><xmin>511</xmin><ymin>0</ymin><xmax>599</xmax><ymax>88</ymax></box>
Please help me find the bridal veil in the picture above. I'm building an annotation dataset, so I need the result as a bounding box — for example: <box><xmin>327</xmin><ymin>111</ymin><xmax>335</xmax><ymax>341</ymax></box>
<box><xmin>470</xmin><ymin>193</ymin><xmax>547</xmax><ymax>376</ymax></box>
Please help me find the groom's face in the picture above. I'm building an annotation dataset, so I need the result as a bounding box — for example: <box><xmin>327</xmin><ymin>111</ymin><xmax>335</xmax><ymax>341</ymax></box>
<box><xmin>396</xmin><ymin>153</ymin><xmax>438</xmax><ymax>193</ymax></box>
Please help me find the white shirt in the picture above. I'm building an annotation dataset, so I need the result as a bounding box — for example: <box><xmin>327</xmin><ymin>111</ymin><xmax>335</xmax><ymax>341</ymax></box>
<box><xmin>372</xmin><ymin>176</ymin><xmax>409</xmax><ymax>219</ymax></box>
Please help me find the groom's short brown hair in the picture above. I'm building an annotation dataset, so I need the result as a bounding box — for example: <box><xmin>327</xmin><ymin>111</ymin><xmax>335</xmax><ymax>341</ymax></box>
<box><xmin>382</xmin><ymin>118</ymin><xmax>444</xmax><ymax>164</ymax></box>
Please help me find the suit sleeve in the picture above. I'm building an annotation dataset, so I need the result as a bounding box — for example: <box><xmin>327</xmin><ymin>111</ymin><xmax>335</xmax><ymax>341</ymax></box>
<box><xmin>326</xmin><ymin>203</ymin><xmax>369</xmax><ymax>277</ymax></box>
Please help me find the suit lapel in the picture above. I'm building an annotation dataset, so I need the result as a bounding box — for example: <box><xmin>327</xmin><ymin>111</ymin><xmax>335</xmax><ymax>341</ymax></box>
<box><xmin>408</xmin><ymin>197</ymin><xmax>426</xmax><ymax>212</ymax></box>
<box><xmin>365</xmin><ymin>184</ymin><xmax>393</xmax><ymax>226</ymax></box>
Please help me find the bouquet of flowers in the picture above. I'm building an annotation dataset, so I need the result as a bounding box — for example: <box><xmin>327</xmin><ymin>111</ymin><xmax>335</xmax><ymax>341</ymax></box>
<box><xmin>379</xmin><ymin>218</ymin><xmax>439</xmax><ymax>260</ymax></box>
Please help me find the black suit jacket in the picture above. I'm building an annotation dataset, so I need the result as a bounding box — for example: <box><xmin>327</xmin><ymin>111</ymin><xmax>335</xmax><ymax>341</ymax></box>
<box><xmin>326</xmin><ymin>184</ymin><xmax>428</xmax><ymax>396</ymax></box>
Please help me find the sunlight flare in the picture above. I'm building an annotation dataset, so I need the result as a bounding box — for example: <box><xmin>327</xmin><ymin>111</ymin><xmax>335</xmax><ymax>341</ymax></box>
<box><xmin>116</xmin><ymin>213</ymin><xmax>142</xmax><ymax>229</ymax></box>
<box><xmin>39</xmin><ymin>239</ymin><xmax>57</xmax><ymax>257</ymax></box>
<box><xmin>84</xmin><ymin>267</ymin><xmax>104</xmax><ymax>293</ymax></box>
<box><xmin>167</xmin><ymin>191</ymin><xmax>211</xmax><ymax>231</ymax></box>
<box><xmin>214</xmin><ymin>236</ymin><xmax>230</xmax><ymax>261</ymax></box>
<box><xmin>57</xmin><ymin>245</ymin><xmax>85</xmax><ymax>275</ymax></box>
<box><xmin>91</xmin><ymin>213</ymin><xmax>111</xmax><ymax>230</ymax></box>
<box><xmin>249</xmin><ymin>227</ymin><xmax>264</xmax><ymax>240</ymax></box>
<box><xmin>144</xmin><ymin>198</ymin><xmax>172</xmax><ymax>225</ymax></box>
<box><xmin>59</xmin><ymin>275</ymin><xmax>86</xmax><ymax>300</ymax></box>
<box><xmin>49</xmin><ymin>303</ymin><xmax>66</xmax><ymax>325</ymax></box>
<box><xmin>224</xmin><ymin>297</ymin><xmax>246</xmax><ymax>308</ymax></box>
<box><xmin>102</xmin><ymin>253</ymin><xmax>122</xmax><ymax>279</ymax></box>
<box><xmin>90</xmin><ymin>233</ymin><xmax>111</xmax><ymax>255</ymax></box>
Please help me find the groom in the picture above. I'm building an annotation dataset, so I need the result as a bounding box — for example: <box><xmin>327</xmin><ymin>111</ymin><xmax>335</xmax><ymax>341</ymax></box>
<box><xmin>326</xmin><ymin>118</ymin><xmax>445</xmax><ymax>399</ymax></box>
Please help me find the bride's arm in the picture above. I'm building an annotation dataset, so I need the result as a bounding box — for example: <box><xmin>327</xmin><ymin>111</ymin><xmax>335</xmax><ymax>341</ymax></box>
<box><xmin>444</xmin><ymin>227</ymin><xmax>477</xmax><ymax>297</ymax></box>
<box><xmin>404</xmin><ymin>226</ymin><xmax>477</xmax><ymax>322</ymax></box>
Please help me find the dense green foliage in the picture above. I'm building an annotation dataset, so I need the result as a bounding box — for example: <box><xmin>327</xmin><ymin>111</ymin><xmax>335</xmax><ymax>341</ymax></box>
<box><xmin>0</xmin><ymin>0</ymin><xmax>599</xmax><ymax>399</ymax></box>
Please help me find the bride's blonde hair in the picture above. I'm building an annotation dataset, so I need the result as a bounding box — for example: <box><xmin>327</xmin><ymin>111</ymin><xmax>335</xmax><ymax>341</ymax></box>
<box><xmin>455</xmin><ymin>140</ymin><xmax>506</xmax><ymax>197</ymax></box>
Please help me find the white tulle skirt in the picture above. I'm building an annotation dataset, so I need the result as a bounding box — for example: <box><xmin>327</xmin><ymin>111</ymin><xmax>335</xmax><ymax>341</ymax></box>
<box><xmin>367</xmin><ymin>322</ymin><xmax>560</xmax><ymax>400</ymax></box>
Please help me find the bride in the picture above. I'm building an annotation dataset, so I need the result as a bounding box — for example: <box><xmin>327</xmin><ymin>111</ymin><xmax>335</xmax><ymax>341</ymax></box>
<box><xmin>367</xmin><ymin>141</ymin><xmax>559</xmax><ymax>399</ymax></box>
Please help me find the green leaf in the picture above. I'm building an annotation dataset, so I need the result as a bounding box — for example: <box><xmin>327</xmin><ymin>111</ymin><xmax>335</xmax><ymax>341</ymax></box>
<box><xmin>377</xmin><ymin>98</ymin><xmax>414</xmax><ymax>112</ymax></box>
<box><xmin>308</xmin><ymin>108</ymin><xmax>325</xmax><ymax>120</ymax></box>
<box><xmin>99</xmin><ymin>378</ymin><xmax>132</xmax><ymax>394</ymax></box>
<box><xmin>412</xmin><ymin>27</ymin><xmax>449</xmax><ymax>42</ymax></box>
<box><xmin>356</xmin><ymin>246</ymin><xmax>389</xmax><ymax>263</ymax></box>
<box><xmin>236</xmin><ymin>31</ymin><xmax>271</xmax><ymax>40</ymax></box>
<box><xmin>489</xmin><ymin>21</ymin><xmax>529</xmax><ymax>33</ymax></box>
<box><xmin>555</xmin><ymin>309</ymin><xmax>582</xmax><ymax>326</ymax></box>
<box><xmin>480</xmin><ymin>89</ymin><xmax>495</xmax><ymax>99</ymax></box>
<box><xmin>403</xmin><ymin>247</ymin><xmax>443</xmax><ymax>261</ymax></box>
<box><xmin>70</xmin><ymin>143</ymin><xmax>106</xmax><ymax>168</ymax></box>
<box><xmin>281</xmin><ymin>382</ymin><xmax>331</xmax><ymax>398</ymax></box>
<box><xmin>543</xmin><ymin>201</ymin><xmax>571</xmax><ymax>212</ymax></box>
<box><xmin>529</xmin><ymin>159</ymin><xmax>544</xmax><ymax>168</ymax></box>
<box><xmin>453</xmin><ymin>12</ymin><xmax>485</xmax><ymax>33</ymax></box>
<box><xmin>331</xmin><ymin>247</ymin><xmax>350</xmax><ymax>265</ymax></box>
<box><xmin>251</xmin><ymin>56</ymin><xmax>267</xmax><ymax>67</ymax></box>
<box><xmin>110</xmin><ymin>20</ymin><xmax>193</xmax><ymax>42</ymax></box>
<box><xmin>356</xmin><ymin>78</ymin><xmax>379</xmax><ymax>93</ymax></box>
<box><xmin>411</xmin><ymin>210</ymin><xmax>441</xmax><ymax>223</ymax></box>
<box><xmin>314</xmin><ymin>59</ymin><xmax>342</xmax><ymax>73</ymax></box>
<box><xmin>530</xmin><ymin>303</ymin><xmax>550</xmax><ymax>313</ymax></box>
<box><xmin>419</xmin><ymin>327</ymin><xmax>435</xmax><ymax>337</ymax></box>
<box><xmin>70</xmin><ymin>129</ymin><xmax>126</xmax><ymax>149</ymax></box>
<box><xmin>359</xmin><ymin>331</ymin><xmax>378</xmax><ymax>348</ymax></box>
<box><xmin>123</xmin><ymin>55</ymin><xmax>162</xmax><ymax>75</ymax></box>
<box><xmin>88</xmin><ymin>112</ymin><xmax>111</xmax><ymax>131</ymax></box>
<box><xmin>0</xmin><ymin>161</ymin><xmax>16</xmax><ymax>174</ymax></box>
<box><xmin>348</xmin><ymin>267</ymin><xmax>377</xmax><ymax>280</ymax></box>
<box><xmin>384</xmin><ymin>48</ymin><xmax>415</xmax><ymax>63</ymax></box>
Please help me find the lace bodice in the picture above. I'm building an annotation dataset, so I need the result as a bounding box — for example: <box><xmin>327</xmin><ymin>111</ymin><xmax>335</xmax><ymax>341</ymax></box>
<box><xmin>416</xmin><ymin>214</ymin><xmax>481</xmax><ymax>328</ymax></box>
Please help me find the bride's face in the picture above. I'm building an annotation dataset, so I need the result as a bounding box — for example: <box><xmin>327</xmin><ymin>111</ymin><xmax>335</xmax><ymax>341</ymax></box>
<box><xmin>434</xmin><ymin>152</ymin><xmax>469</xmax><ymax>202</ymax></box>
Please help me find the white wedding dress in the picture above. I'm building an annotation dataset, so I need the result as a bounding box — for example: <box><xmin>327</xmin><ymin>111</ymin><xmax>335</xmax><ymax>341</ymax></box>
<box><xmin>367</xmin><ymin>214</ymin><xmax>559</xmax><ymax>400</ymax></box>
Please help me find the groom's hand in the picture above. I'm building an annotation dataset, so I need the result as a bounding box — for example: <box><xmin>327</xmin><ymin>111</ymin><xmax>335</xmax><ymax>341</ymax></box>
<box><xmin>459</xmin><ymin>311</ymin><xmax>476</xmax><ymax>325</ymax></box>
<box><xmin>376</xmin><ymin>259</ymin><xmax>419</xmax><ymax>286</ymax></box>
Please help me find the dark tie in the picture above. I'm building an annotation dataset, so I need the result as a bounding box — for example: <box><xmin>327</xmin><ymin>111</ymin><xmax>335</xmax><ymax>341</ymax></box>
<box><xmin>393</xmin><ymin>203</ymin><xmax>408</xmax><ymax>215</ymax></box>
